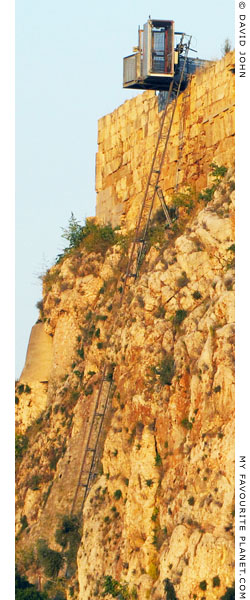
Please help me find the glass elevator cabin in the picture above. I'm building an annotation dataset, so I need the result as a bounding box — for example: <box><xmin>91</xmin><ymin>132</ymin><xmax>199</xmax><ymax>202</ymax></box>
<box><xmin>123</xmin><ymin>19</ymin><xmax>205</xmax><ymax>92</ymax></box>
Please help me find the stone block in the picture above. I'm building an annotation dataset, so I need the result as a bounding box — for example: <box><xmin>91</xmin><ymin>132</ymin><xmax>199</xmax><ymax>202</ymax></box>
<box><xmin>204</xmin><ymin>121</ymin><xmax>213</xmax><ymax>148</ymax></box>
<box><xmin>224</xmin><ymin>109</ymin><xmax>235</xmax><ymax>137</ymax></box>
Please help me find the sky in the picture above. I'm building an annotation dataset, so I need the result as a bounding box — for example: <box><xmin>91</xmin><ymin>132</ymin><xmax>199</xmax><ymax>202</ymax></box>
<box><xmin>15</xmin><ymin>0</ymin><xmax>235</xmax><ymax>378</ymax></box>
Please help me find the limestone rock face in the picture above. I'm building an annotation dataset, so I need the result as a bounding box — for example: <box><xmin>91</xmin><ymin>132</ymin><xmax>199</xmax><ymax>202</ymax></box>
<box><xmin>76</xmin><ymin>177</ymin><xmax>235</xmax><ymax>600</ymax></box>
<box><xmin>16</xmin><ymin>54</ymin><xmax>235</xmax><ymax>600</ymax></box>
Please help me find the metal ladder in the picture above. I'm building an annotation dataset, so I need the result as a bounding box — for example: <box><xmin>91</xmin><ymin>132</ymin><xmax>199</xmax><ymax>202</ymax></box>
<box><xmin>70</xmin><ymin>35</ymin><xmax>192</xmax><ymax>514</ymax></box>
<box><xmin>70</xmin><ymin>364</ymin><xmax>113</xmax><ymax>514</ymax></box>
<box><xmin>156</xmin><ymin>186</ymin><xmax>172</xmax><ymax>226</ymax></box>
<box><xmin>120</xmin><ymin>34</ymin><xmax>192</xmax><ymax>291</ymax></box>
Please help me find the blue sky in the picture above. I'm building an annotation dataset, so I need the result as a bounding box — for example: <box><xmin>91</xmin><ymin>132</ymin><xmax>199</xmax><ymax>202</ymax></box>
<box><xmin>16</xmin><ymin>0</ymin><xmax>235</xmax><ymax>377</ymax></box>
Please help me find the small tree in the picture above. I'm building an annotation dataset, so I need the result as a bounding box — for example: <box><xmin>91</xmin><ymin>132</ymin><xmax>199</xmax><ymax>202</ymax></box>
<box><xmin>222</xmin><ymin>38</ymin><xmax>231</xmax><ymax>56</ymax></box>
<box><xmin>55</xmin><ymin>514</ymin><xmax>81</xmax><ymax>576</ymax></box>
<box><xmin>15</xmin><ymin>566</ymin><xmax>48</xmax><ymax>600</ymax></box>
<box><xmin>61</xmin><ymin>212</ymin><xmax>83</xmax><ymax>249</ymax></box>
<box><xmin>36</xmin><ymin>539</ymin><xmax>64</xmax><ymax>579</ymax></box>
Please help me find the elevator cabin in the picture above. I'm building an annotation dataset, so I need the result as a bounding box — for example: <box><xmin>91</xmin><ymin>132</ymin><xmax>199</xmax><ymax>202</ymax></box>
<box><xmin>123</xmin><ymin>19</ymin><xmax>191</xmax><ymax>91</ymax></box>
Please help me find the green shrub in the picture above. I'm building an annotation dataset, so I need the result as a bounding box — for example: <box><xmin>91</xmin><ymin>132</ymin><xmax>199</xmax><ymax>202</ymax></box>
<box><xmin>15</xmin><ymin>434</ymin><xmax>28</xmax><ymax>460</ymax></box>
<box><xmin>222</xmin><ymin>38</ymin><xmax>232</xmax><ymax>55</ymax></box>
<box><xmin>20</xmin><ymin>515</ymin><xmax>28</xmax><ymax>533</ymax></box>
<box><xmin>192</xmin><ymin>290</ymin><xmax>202</xmax><ymax>300</ymax></box>
<box><xmin>145</xmin><ymin>479</ymin><xmax>154</xmax><ymax>487</ymax></box>
<box><xmin>156</xmin><ymin>355</ymin><xmax>175</xmax><ymax>386</ymax></box>
<box><xmin>172</xmin><ymin>187</ymin><xmax>195</xmax><ymax>214</ymax></box>
<box><xmin>55</xmin><ymin>514</ymin><xmax>81</xmax><ymax>548</ymax></box>
<box><xmin>36</xmin><ymin>299</ymin><xmax>44</xmax><ymax>312</ymax></box>
<box><xmin>58</xmin><ymin>214</ymin><xmax>118</xmax><ymax>260</ymax></box>
<box><xmin>155</xmin><ymin>453</ymin><xmax>162</xmax><ymax>467</ymax></box>
<box><xmin>181</xmin><ymin>418</ymin><xmax>193</xmax><ymax>430</ymax></box>
<box><xmin>164</xmin><ymin>578</ymin><xmax>177</xmax><ymax>600</ymax></box>
<box><xmin>60</xmin><ymin>213</ymin><xmax>84</xmax><ymax>249</ymax></box>
<box><xmin>188</xmin><ymin>496</ymin><xmax>195</xmax><ymax>506</ymax></box>
<box><xmin>48</xmin><ymin>446</ymin><xmax>61</xmax><ymax>471</ymax></box>
<box><xmin>69</xmin><ymin>389</ymin><xmax>80</xmax><ymax>406</ymax></box>
<box><xmin>42</xmin><ymin>268</ymin><xmax>60</xmax><ymax>290</ymax></box>
<box><xmin>210</xmin><ymin>163</ymin><xmax>228</xmax><ymax>181</ymax></box>
<box><xmin>15</xmin><ymin>566</ymin><xmax>48</xmax><ymax>600</ymax></box>
<box><xmin>213</xmin><ymin>576</ymin><xmax>221</xmax><ymax>587</ymax></box>
<box><xmin>199</xmin><ymin>185</ymin><xmax>216</xmax><ymax>204</ymax></box>
<box><xmin>214</xmin><ymin>385</ymin><xmax>221</xmax><ymax>393</ymax></box>
<box><xmin>97</xmin><ymin>342</ymin><xmax>104</xmax><ymax>349</ymax></box>
<box><xmin>84</xmin><ymin>384</ymin><xmax>93</xmax><ymax>396</ymax></box>
<box><xmin>55</xmin><ymin>514</ymin><xmax>81</xmax><ymax>576</ymax></box>
<box><xmin>172</xmin><ymin>309</ymin><xmax>187</xmax><ymax>327</ymax></box>
<box><xmin>28</xmin><ymin>475</ymin><xmax>42</xmax><ymax>491</ymax></box>
<box><xmin>102</xmin><ymin>575</ymin><xmax>130</xmax><ymax>599</ymax></box>
<box><xmin>199</xmin><ymin>581</ymin><xmax>207</xmax><ymax>591</ymax></box>
<box><xmin>114</xmin><ymin>489</ymin><xmax>122</xmax><ymax>500</ymax></box>
<box><xmin>85</xmin><ymin>324</ymin><xmax>95</xmax><ymax>339</ymax></box>
<box><xmin>220</xmin><ymin>584</ymin><xmax>235</xmax><ymax>599</ymax></box>
<box><xmin>106</xmin><ymin>369</ymin><xmax>114</xmax><ymax>382</ymax></box>
<box><xmin>151</xmin><ymin>507</ymin><xmax>159</xmax><ymax>522</ymax></box>
<box><xmin>199</xmin><ymin>164</ymin><xmax>228</xmax><ymax>205</ymax></box>
<box><xmin>83</xmin><ymin>221</ymin><xmax>117</xmax><ymax>255</ymax></box>
<box><xmin>146</xmin><ymin>223</ymin><xmax>166</xmax><ymax>248</ymax></box>
<box><xmin>73</xmin><ymin>370</ymin><xmax>82</xmax><ymax>379</ymax></box>
<box><xmin>15</xmin><ymin>395</ymin><xmax>19</xmax><ymax>405</ymax></box>
<box><xmin>37</xmin><ymin>538</ymin><xmax>64</xmax><ymax>579</ymax></box>
<box><xmin>77</xmin><ymin>347</ymin><xmax>84</xmax><ymax>358</ymax></box>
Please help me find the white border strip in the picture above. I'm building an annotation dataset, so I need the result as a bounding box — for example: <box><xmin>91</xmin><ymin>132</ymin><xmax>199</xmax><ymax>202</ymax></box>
<box><xmin>0</xmin><ymin>0</ymin><xmax>15</xmax><ymax>594</ymax></box>
<box><xmin>235</xmin><ymin>0</ymin><xmax>250</xmax><ymax>598</ymax></box>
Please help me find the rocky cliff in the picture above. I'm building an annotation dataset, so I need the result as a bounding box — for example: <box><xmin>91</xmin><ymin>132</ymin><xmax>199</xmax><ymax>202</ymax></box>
<box><xmin>16</xmin><ymin>53</ymin><xmax>235</xmax><ymax>600</ymax></box>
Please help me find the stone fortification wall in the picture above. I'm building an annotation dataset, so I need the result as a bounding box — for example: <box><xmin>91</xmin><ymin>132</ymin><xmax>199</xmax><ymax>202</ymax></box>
<box><xmin>20</xmin><ymin>323</ymin><xmax>53</xmax><ymax>383</ymax></box>
<box><xmin>96</xmin><ymin>51</ymin><xmax>235</xmax><ymax>229</ymax></box>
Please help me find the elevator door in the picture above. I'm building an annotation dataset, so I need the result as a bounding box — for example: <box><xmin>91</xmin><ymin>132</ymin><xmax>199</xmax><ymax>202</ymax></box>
<box><xmin>152</xmin><ymin>27</ymin><xmax>173</xmax><ymax>74</ymax></box>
